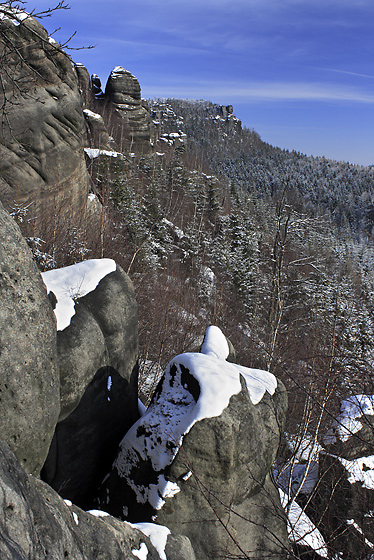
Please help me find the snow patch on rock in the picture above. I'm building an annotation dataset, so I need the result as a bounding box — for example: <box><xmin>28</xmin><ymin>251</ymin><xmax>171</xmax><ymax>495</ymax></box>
<box><xmin>127</xmin><ymin>522</ymin><xmax>170</xmax><ymax>560</ymax></box>
<box><xmin>132</xmin><ymin>542</ymin><xmax>148</xmax><ymax>560</ymax></box>
<box><xmin>42</xmin><ymin>259</ymin><xmax>117</xmax><ymax>330</ymax></box>
<box><xmin>113</xmin><ymin>326</ymin><xmax>277</xmax><ymax>511</ymax></box>
<box><xmin>84</xmin><ymin>148</ymin><xmax>122</xmax><ymax>159</ymax></box>
<box><xmin>324</xmin><ymin>394</ymin><xmax>374</xmax><ymax>444</ymax></box>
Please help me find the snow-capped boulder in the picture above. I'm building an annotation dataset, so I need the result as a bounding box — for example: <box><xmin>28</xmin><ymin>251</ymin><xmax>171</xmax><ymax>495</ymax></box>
<box><xmin>42</xmin><ymin>259</ymin><xmax>138</xmax><ymax>420</ymax></box>
<box><xmin>0</xmin><ymin>438</ymin><xmax>196</xmax><ymax>560</ymax></box>
<box><xmin>304</xmin><ymin>395</ymin><xmax>374</xmax><ymax>558</ymax></box>
<box><xmin>98</xmin><ymin>326</ymin><xmax>288</xmax><ymax>559</ymax></box>
<box><xmin>0</xmin><ymin>201</ymin><xmax>59</xmax><ymax>476</ymax></box>
<box><xmin>42</xmin><ymin>261</ymin><xmax>139</xmax><ymax>509</ymax></box>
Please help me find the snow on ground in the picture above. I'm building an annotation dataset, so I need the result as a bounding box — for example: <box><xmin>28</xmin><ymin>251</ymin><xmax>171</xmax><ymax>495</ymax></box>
<box><xmin>287</xmin><ymin>434</ymin><xmax>323</xmax><ymax>462</ymax></box>
<box><xmin>324</xmin><ymin>394</ymin><xmax>374</xmax><ymax>444</ymax></box>
<box><xmin>114</xmin><ymin>326</ymin><xmax>277</xmax><ymax>510</ymax></box>
<box><xmin>279</xmin><ymin>489</ymin><xmax>329</xmax><ymax>558</ymax></box>
<box><xmin>126</xmin><ymin>522</ymin><xmax>170</xmax><ymax>560</ymax></box>
<box><xmin>42</xmin><ymin>259</ymin><xmax>117</xmax><ymax>330</ymax></box>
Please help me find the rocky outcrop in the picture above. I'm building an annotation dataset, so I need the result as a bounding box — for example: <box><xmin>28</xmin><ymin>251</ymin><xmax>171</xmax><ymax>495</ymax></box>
<box><xmin>0</xmin><ymin>439</ymin><xmax>195</xmax><ymax>560</ymax></box>
<box><xmin>91</xmin><ymin>73</ymin><xmax>105</xmax><ymax>98</ymax></box>
<box><xmin>0</xmin><ymin>11</ymin><xmax>90</xmax><ymax>215</ymax></box>
<box><xmin>0</xmin><ymin>201</ymin><xmax>59</xmax><ymax>476</ymax></box>
<box><xmin>83</xmin><ymin>108</ymin><xmax>115</xmax><ymax>150</ymax></box>
<box><xmin>98</xmin><ymin>326</ymin><xmax>289</xmax><ymax>559</ymax></box>
<box><xmin>51</xmin><ymin>263</ymin><xmax>139</xmax><ymax>420</ymax></box>
<box><xmin>103</xmin><ymin>66</ymin><xmax>156</xmax><ymax>149</ymax></box>
<box><xmin>75</xmin><ymin>62</ymin><xmax>92</xmax><ymax>108</ymax></box>
<box><xmin>324</xmin><ymin>395</ymin><xmax>374</xmax><ymax>460</ymax></box>
<box><xmin>41</xmin><ymin>261</ymin><xmax>139</xmax><ymax>509</ymax></box>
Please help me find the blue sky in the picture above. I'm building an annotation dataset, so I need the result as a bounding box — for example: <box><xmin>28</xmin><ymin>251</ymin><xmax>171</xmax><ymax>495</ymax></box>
<box><xmin>30</xmin><ymin>0</ymin><xmax>374</xmax><ymax>165</ymax></box>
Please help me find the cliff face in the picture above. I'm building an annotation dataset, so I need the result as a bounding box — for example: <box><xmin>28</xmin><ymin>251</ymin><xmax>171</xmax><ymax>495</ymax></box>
<box><xmin>0</xmin><ymin>10</ymin><xmax>90</xmax><ymax>216</ymax></box>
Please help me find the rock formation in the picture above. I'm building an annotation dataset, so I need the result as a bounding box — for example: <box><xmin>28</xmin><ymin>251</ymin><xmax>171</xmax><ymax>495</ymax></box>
<box><xmin>46</xmin><ymin>261</ymin><xmax>139</xmax><ymax>420</ymax></box>
<box><xmin>103</xmin><ymin>66</ymin><xmax>156</xmax><ymax>150</ymax></box>
<box><xmin>0</xmin><ymin>192</ymin><xmax>196</xmax><ymax>559</ymax></box>
<box><xmin>83</xmin><ymin>108</ymin><xmax>116</xmax><ymax>150</ymax></box>
<box><xmin>0</xmin><ymin>11</ymin><xmax>90</xmax><ymax>216</ymax></box>
<box><xmin>98</xmin><ymin>326</ymin><xmax>289</xmax><ymax>559</ymax></box>
<box><xmin>0</xmin><ymin>439</ymin><xmax>195</xmax><ymax>560</ymax></box>
<box><xmin>75</xmin><ymin>62</ymin><xmax>93</xmax><ymax>108</ymax></box>
<box><xmin>302</xmin><ymin>395</ymin><xmax>374</xmax><ymax>559</ymax></box>
<box><xmin>41</xmin><ymin>260</ymin><xmax>140</xmax><ymax>509</ymax></box>
<box><xmin>0</xmin><ymin>200</ymin><xmax>59</xmax><ymax>476</ymax></box>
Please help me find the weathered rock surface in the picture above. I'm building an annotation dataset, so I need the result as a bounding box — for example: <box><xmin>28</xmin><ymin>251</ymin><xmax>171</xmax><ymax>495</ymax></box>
<box><xmin>0</xmin><ymin>201</ymin><xmax>59</xmax><ymax>476</ymax></box>
<box><xmin>83</xmin><ymin>108</ymin><xmax>115</xmax><ymax>150</ymax></box>
<box><xmin>104</xmin><ymin>66</ymin><xmax>155</xmax><ymax>148</ymax></box>
<box><xmin>54</xmin><ymin>264</ymin><xmax>139</xmax><ymax>420</ymax></box>
<box><xmin>155</xmin><ymin>377</ymin><xmax>289</xmax><ymax>560</ymax></box>
<box><xmin>42</xmin><ymin>264</ymin><xmax>139</xmax><ymax>509</ymax></box>
<box><xmin>0</xmin><ymin>439</ymin><xmax>195</xmax><ymax>560</ymax></box>
<box><xmin>42</xmin><ymin>366</ymin><xmax>139</xmax><ymax>510</ymax></box>
<box><xmin>98</xmin><ymin>326</ymin><xmax>289</xmax><ymax>559</ymax></box>
<box><xmin>0</xmin><ymin>12</ymin><xmax>90</xmax><ymax>215</ymax></box>
<box><xmin>75</xmin><ymin>62</ymin><xmax>92</xmax><ymax>108</ymax></box>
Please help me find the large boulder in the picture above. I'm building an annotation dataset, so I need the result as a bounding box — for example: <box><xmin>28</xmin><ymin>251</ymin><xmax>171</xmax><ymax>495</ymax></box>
<box><xmin>0</xmin><ymin>201</ymin><xmax>59</xmax><ymax>476</ymax></box>
<box><xmin>0</xmin><ymin>10</ymin><xmax>90</xmax><ymax>216</ymax></box>
<box><xmin>98</xmin><ymin>326</ymin><xmax>289</xmax><ymax>559</ymax></box>
<box><xmin>41</xmin><ymin>260</ymin><xmax>139</xmax><ymax>509</ymax></box>
<box><xmin>0</xmin><ymin>439</ymin><xmax>196</xmax><ymax>560</ymax></box>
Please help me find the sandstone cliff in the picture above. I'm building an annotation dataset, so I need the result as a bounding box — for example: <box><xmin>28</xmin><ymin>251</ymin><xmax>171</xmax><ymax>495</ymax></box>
<box><xmin>0</xmin><ymin>9</ymin><xmax>90</xmax><ymax>217</ymax></box>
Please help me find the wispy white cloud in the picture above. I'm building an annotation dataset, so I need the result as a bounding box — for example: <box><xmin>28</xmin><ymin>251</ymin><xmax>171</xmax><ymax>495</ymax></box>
<box><xmin>95</xmin><ymin>37</ymin><xmax>209</xmax><ymax>56</ymax></box>
<box><xmin>143</xmin><ymin>80</ymin><xmax>374</xmax><ymax>104</ymax></box>
<box><xmin>321</xmin><ymin>68</ymin><xmax>374</xmax><ymax>79</ymax></box>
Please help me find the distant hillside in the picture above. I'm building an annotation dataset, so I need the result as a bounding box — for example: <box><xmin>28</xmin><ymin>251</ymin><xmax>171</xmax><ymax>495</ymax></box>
<box><xmin>151</xmin><ymin>98</ymin><xmax>374</xmax><ymax>239</ymax></box>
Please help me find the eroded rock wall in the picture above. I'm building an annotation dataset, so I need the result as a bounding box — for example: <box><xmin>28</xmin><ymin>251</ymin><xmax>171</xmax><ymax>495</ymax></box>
<box><xmin>0</xmin><ymin>12</ymin><xmax>90</xmax><ymax>217</ymax></box>
<box><xmin>0</xmin><ymin>201</ymin><xmax>59</xmax><ymax>476</ymax></box>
